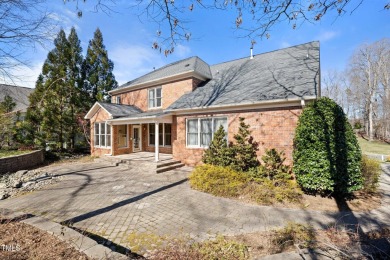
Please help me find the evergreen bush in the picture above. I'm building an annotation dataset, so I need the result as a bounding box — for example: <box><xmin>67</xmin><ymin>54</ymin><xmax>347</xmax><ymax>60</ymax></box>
<box><xmin>293</xmin><ymin>97</ymin><xmax>363</xmax><ymax>195</ymax></box>
<box><xmin>231</xmin><ymin>117</ymin><xmax>260</xmax><ymax>172</ymax></box>
<box><xmin>202</xmin><ymin>125</ymin><xmax>234</xmax><ymax>167</ymax></box>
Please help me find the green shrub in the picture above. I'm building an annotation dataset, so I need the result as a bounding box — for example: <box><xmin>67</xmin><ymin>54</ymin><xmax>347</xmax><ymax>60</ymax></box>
<box><xmin>353</xmin><ymin>121</ymin><xmax>362</xmax><ymax>129</ymax></box>
<box><xmin>242</xmin><ymin>178</ymin><xmax>302</xmax><ymax>205</ymax></box>
<box><xmin>361</xmin><ymin>156</ymin><xmax>381</xmax><ymax>193</ymax></box>
<box><xmin>256</xmin><ymin>149</ymin><xmax>291</xmax><ymax>180</ymax></box>
<box><xmin>231</xmin><ymin>117</ymin><xmax>260</xmax><ymax>172</ymax></box>
<box><xmin>271</xmin><ymin>222</ymin><xmax>315</xmax><ymax>253</ymax></box>
<box><xmin>293</xmin><ymin>97</ymin><xmax>363</xmax><ymax>195</ymax></box>
<box><xmin>202</xmin><ymin>125</ymin><xmax>234</xmax><ymax>167</ymax></box>
<box><xmin>189</xmin><ymin>165</ymin><xmax>249</xmax><ymax>197</ymax></box>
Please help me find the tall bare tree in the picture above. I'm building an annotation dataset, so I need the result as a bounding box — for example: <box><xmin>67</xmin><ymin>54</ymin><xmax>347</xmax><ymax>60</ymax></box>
<box><xmin>0</xmin><ymin>0</ymin><xmax>54</xmax><ymax>83</ymax></box>
<box><xmin>348</xmin><ymin>38</ymin><xmax>390</xmax><ymax>141</ymax></box>
<box><xmin>322</xmin><ymin>70</ymin><xmax>349</xmax><ymax>114</ymax></box>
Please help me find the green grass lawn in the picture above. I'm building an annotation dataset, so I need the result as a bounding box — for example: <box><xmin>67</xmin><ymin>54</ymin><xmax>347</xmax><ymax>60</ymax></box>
<box><xmin>0</xmin><ymin>149</ymin><xmax>32</xmax><ymax>159</ymax></box>
<box><xmin>358</xmin><ymin>137</ymin><xmax>390</xmax><ymax>155</ymax></box>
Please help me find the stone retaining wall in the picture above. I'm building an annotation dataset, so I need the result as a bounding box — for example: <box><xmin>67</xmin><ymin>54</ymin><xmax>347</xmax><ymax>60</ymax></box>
<box><xmin>0</xmin><ymin>150</ymin><xmax>45</xmax><ymax>174</ymax></box>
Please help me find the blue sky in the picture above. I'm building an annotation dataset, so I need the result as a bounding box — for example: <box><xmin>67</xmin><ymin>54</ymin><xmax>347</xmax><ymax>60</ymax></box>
<box><xmin>4</xmin><ymin>1</ymin><xmax>389</xmax><ymax>88</ymax></box>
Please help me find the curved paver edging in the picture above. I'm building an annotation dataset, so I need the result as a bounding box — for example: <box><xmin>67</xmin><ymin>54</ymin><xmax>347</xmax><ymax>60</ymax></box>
<box><xmin>0</xmin><ymin>208</ymin><xmax>129</xmax><ymax>260</ymax></box>
<box><xmin>0</xmin><ymin>150</ymin><xmax>45</xmax><ymax>174</ymax></box>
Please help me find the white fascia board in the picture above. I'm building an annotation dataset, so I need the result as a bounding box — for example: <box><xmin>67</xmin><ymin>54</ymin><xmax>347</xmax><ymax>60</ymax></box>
<box><xmin>167</xmin><ymin>96</ymin><xmax>317</xmax><ymax>115</ymax></box>
<box><xmin>109</xmin><ymin>71</ymin><xmax>210</xmax><ymax>95</ymax></box>
<box><xmin>84</xmin><ymin>102</ymin><xmax>113</xmax><ymax>120</ymax></box>
<box><xmin>106</xmin><ymin>114</ymin><xmax>173</xmax><ymax>125</ymax></box>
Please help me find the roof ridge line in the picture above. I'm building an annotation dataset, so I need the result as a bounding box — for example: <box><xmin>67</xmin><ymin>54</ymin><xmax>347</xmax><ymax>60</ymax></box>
<box><xmin>211</xmin><ymin>41</ymin><xmax>319</xmax><ymax>67</ymax></box>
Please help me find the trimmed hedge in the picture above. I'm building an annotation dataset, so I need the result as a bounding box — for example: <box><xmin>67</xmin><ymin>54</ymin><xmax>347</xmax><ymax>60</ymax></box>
<box><xmin>293</xmin><ymin>97</ymin><xmax>363</xmax><ymax>194</ymax></box>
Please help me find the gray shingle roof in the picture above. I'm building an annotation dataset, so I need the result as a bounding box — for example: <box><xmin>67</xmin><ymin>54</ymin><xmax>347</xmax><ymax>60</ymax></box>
<box><xmin>0</xmin><ymin>84</ymin><xmax>34</xmax><ymax>113</ymax></box>
<box><xmin>98</xmin><ymin>102</ymin><xmax>143</xmax><ymax>118</ymax></box>
<box><xmin>168</xmin><ymin>41</ymin><xmax>320</xmax><ymax>110</ymax></box>
<box><xmin>116</xmin><ymin>56</ymin><xmax>212</xmax><ymax>90</ymax></box>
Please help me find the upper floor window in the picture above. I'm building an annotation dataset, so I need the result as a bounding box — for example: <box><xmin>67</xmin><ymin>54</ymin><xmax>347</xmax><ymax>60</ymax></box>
<box><xmin>148</xmin><ymin>87</ymin><xmax>162</xmax><ymax>109</ymax></box>
<box><xmin>116</xmin><ymin>96</ymin><xmax>121</xmax><ymax>104</ymax></box>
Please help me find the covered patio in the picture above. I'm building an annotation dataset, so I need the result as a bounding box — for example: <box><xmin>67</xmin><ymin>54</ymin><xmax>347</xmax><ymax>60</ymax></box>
<box><xmin>106</xmin><ymin>111</ymin><xmax>173</xmax><ymax>162</ymax></box>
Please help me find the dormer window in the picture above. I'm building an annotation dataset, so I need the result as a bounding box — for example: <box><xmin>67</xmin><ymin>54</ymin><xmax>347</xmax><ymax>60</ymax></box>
<box><xmin>148</xmin><ymin>87</ymin><xmax>162</xmax><ymax>109</ymax></box>
<box><xmin>116</xmin><ymin>96</ymin><xmax>121</xmax><ymax>104</ymax></box>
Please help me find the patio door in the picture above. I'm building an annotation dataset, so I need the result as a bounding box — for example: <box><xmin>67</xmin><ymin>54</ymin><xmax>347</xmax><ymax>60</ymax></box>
<box><xmin>133</xmin><ymin>125</ymin><xmax>141</xmax><ymax>152</ymax></box>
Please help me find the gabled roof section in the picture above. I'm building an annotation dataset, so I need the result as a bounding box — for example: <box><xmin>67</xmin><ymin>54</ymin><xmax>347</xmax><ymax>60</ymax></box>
<box><xmin>110</xmin><ymin>56</ymin><xmax>212</xmax><ymax>94</ymax></box>
<box><xmin>167</xmin><ymin>41</ymin><xmax>320</xmax><ymax>111</ymax></box>
<box><xmin>84</xmin><ymin>102</ymin><xmax>143</xmax><ymax>119</ymax></box>
<box><xmin>0</xmin><ymin>84</ymin><xmax>34</xmax><ymax>113</ymax></box>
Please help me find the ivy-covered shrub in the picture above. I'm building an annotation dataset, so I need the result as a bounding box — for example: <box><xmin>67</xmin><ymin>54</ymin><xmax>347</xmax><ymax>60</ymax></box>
<box><xmin>189</xmin><ymin>164</ymin><xmax>249</xmax><ymax>197</ymax></box>
<box><xmin>202</xmin><ymin>125</ymin><xmax>234</xmax><ymax>167</ymax></box>
<box><xmin>293</xmin><ymin>97</ymin><xmax>363</xmax><ymax>195</ymax></box>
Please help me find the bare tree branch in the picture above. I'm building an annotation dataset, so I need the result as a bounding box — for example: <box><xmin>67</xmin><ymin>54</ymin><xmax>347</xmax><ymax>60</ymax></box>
<box><xmin>0</xmin><ymin>0</ymin><xmax>56</xmax><ymax>84</ymax></box>
<box><xmin>66</xmin><ymin>0</ymin><xmax>388</xmax><ymax>55</ymax></box>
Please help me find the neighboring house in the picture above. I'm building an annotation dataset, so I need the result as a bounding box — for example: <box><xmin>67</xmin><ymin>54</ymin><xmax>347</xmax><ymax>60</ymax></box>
<box><xmin>85</xmin><ymin>41</ymin><xmax>320</xmax><ymax>165</ymax></box>
<box><xmin>0</xmin><ymin>84</ymin><xmax>33</xmax><ymax>119</ymax></box>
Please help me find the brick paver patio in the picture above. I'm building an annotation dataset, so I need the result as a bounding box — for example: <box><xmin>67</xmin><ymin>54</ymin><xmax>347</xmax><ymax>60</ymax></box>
<box><xmin>1</xmin><ymin>159</ymin><xmax>389</xmax><ymax>254</ymax></box>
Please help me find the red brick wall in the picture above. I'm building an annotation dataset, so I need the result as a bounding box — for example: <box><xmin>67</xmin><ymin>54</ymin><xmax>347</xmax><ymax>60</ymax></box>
<box><xmin>111</xmin><ymin>77</ymin><xmax>202</xmax><ymax>111</ymax></box>
<box><xmin>111</xmin><ymin>125</ymin><xmax>132</xmax><ymax>156</ymax></box>
<box><xmin>172</xmin><ymin>107</ymin><xmax>302</xmax><ymax>166</ymax></box>
<box><xmin>112</xmin><ymin>88</ymin><xmax>148</xmax><ymax>111</ymax></box>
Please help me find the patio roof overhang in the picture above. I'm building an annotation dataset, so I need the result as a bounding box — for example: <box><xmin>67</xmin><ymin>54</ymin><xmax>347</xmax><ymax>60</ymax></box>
<box><xmin>106</xmin><ymin>113</ymin><xmax>173</xmax><ymax>125</ymax></box>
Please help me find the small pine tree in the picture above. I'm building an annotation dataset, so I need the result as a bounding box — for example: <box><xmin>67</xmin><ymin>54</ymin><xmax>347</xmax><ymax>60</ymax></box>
<box><xmin>232</xmin><ymin>117</ymin><xmax>259</xmax><ymax>171</ymax></box>
<box><xmin>202</xmin><ymin>125</ymin><xmax>234</xmax><ymax>166</ymax></box>
<box><xmin>0</xmin><ymin>94</ymin><xmax>16</xmax><ymax>113</ymax></box>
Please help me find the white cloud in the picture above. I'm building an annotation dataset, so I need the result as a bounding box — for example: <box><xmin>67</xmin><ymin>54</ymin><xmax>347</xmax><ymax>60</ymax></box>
<box><xmin>174</xmin><ymin>44</ymin><xmax>191</xmax><ymax>58</ymax></box>
<box><xmin>280</xmin><ymin>41</ymin><xmax>291</xmax><ymax>48</ymax></box>
<box><xmin>110</xmin><ymin>44</ymin><xmax>166</xmax><ymax>86</ymax></box>
<box><xmin>316</xmin><ymin>30</ymin><xmax>339</xmax><ymax>42</ymax></box>
<box><xmin>48</xmin><ymin>10</ymin><xmax>80</xmax><ymax>36</ymax></box>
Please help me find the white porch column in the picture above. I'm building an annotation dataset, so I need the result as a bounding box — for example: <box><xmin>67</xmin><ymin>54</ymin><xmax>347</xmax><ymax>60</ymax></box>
<box><xmin>155</xmin><ymin>122</ymin><xmax>159</xmax><ymax>162</ymax></box>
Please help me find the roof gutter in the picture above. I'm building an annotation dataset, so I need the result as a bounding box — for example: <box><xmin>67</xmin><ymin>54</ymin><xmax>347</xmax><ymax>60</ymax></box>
<box><xmin>166</xmin><ymin>96</ymin><xmax>316</xmax><ymax>115</ymax></box>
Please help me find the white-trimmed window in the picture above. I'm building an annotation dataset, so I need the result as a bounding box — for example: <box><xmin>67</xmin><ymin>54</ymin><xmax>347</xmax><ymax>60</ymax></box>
<box><xmin>94</xmin><ymin>122</ymin><xmax>111</xmax><ymax>148</ymax></box>
<box><xmin>149</xmin><ymin>123</ymin><xmax>171</xmax><ymax>146</ymax></box>
<box><xmin>116</xmin><ymin>96</ymin><xmax>121</xmax><ymax>104</ymax></box>
<box><xmin>186</xmin><ymin>117</ymin><xmax>227</xmax><ymax>148</ymax></box>
<box><xmin>148</xmin><ymin>87</ymin><xmax>162</xmax><ymax>109</ymax></box>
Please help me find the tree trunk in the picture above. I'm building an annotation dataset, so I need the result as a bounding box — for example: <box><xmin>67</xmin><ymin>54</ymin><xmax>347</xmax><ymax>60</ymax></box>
<box><xmin>369</xmin><ymin>98</ymin><xmax>374</xmax><ymax>141</ymax></box>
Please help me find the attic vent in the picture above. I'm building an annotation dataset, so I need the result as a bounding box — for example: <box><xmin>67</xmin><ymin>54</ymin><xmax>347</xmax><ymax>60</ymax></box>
<box><xmin>185</xmin><ymin>63</ymin><xmax>190</xmax><ymax>67</ymax></box>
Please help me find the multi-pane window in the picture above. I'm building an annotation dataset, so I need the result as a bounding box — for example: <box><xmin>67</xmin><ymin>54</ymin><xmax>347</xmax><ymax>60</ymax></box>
<box><xmin>94</xmin><ymin>123</ymin><xmax>111</xmax><ymax>148</ymax></box>
<box><xmin>116</xmin><ymin>96</ymin><xmax>121</xmax><ymax>104</ymax></box>
<box><xmin>149</xmin><ymin>123</ymin><xmax>172</xmax><ymax>146</ymax></box>
<box><xmin>148</xmin><ymin>87</ymin><xmax>162</xmax><ymax>108</ymax></box>
<box><xmin>186</xmin><ymin>117</ymin><xmax>227</xmax><ymax>147</ymax></box>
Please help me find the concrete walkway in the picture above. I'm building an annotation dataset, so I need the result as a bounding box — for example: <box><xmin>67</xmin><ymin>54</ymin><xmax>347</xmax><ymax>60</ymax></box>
<box><xmin>0</xmin><ymin>161</ymin><xmax>389</xmax><ymax>254</ymax></box>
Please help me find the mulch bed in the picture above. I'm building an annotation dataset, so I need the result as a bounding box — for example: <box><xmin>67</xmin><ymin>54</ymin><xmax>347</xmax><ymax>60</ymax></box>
<box><xmin>0</xmin><ymin>220</ymin><xmax>91</xmax><ymax>260</ymax></box>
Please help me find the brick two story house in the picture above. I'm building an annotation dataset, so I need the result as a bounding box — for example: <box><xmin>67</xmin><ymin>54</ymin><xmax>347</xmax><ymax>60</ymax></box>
<box><xmin>85</xmin><ymin>41</ymin><xmax>320</xmax><ymax>166</ymax></box>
